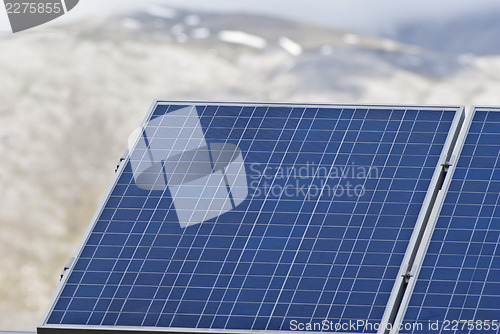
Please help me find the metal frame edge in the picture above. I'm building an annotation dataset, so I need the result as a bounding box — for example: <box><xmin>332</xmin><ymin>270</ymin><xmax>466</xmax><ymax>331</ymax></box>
<box><xmin>38</xmin><ymin>101</ymin><xmax>466</xmax><ymax>334</ymax></box>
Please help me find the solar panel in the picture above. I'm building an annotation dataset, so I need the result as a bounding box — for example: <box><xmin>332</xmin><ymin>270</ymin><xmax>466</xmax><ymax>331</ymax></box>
<box><xmin>402</xmin><ymin>107</ymin><xmax>500</xmax><ymax>334</ymax></box>
<box><xmin>38</xmin><ymin>102</ymin><xmax>463</xmax><ymax>334</ymax></box>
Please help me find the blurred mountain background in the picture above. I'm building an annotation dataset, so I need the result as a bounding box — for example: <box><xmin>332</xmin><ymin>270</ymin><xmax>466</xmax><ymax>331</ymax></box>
<box><xmin>1</xmin><ymin>1</ymin><xmax>500</xmax><ymax>330</ymax></box>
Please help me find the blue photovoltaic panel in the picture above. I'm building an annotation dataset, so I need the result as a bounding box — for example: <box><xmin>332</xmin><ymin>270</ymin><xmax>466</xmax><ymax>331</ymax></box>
<box><xmin>42</xmin><ymin>102</ymin><xmax>459</xmax><ymax>333</ymax></box>
<box><xmin>404</xmin><ymin>107</ymin><xmax>500</xmax><ymax>334</ymax></box>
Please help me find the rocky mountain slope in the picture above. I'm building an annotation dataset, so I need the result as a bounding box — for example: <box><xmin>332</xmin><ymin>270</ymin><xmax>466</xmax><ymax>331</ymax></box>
<box><xmin>1</xmin><ymin>6</ymin><xmax>500</xmax><ymax>331</ymax></box>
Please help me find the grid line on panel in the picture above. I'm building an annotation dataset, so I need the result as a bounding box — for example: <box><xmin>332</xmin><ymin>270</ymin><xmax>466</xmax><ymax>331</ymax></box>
<box><xmin>336</xmin><ymin>108</ymin><xmax>403</xmax><ymax>322</ymax></box>
<box><xmin>71</xmin><ymin>105</ymin><xmax>177</xmax><ymax>326</ymax></box>
<box><xmin>342</xmin><ymin>110</ymin><xmax>409</xmax><ymax>322</ymax></box>
<box><xmin>178</xmin><ymin>106</ymin><xmax>231</xmax><ymax>224</ymax></box>
<box><xmin>221</xmin><ymin>107</ymin><xmax>307</xmax><ymax>330</ymax></box>
<box><xmin>185</xmin><ymin>105</ymin><xmax>270</xmax><ymax>329</ymax></box>
<box><xmin>141</xmin><ymin>104</ymin><xmax>217</xmax><ymax>327</ymax></box>
<box><xmin>466</xmin><ymin>179</ymin><xmax>500</xmax><ymax>328</ymax></box>
<box><xmin>239</xmin><ymin>107</ymin><xmax>317</xmax><ymax>328</ymax></box>
<box><xmin>98</xmin><ymin>104</ymin><xmax>192</xmax><ymax>326</ymax></box>
<box><xmin>168</xmin><ymin>105</ymin><xmax>253</xmax><ymax>328</ymax></box>
<box><xmin>161</xmin><ymin>105</ymin><xmax>222</xmax><ymax>326</ymax></box>
<box><xmin>441</xmin><ymin>114</ymin><xmax>488</xmax><ymax>328</ymax></box>
<box><xmin>63</xmin><ymin>105</ymin><xmax>170</xmax><ymax>326</ymax></box>
<box><xmin>283</xmin><ymin>107</ymin><xmax>370</xmax><ymax>326</ymax></box>
<box><xmin>246</xmin><ymin>106</ymin><xmax>330</xmax><ymax>329</ymax></box>
<box><xmin>344</xmin><ymin>108</ymin><xmax>408</xmax><ymax>323</ymax></box>
<box><xmin>260</xmin><ymin>107</ymin><xmax>343</xmax><ymax>329</ymax></box>
<box><xmin>294</xmin><ymin>108</ymin><xmax>364</xmax><ymax>324</ymax></box>
<box><xmin>121</xmin><ymin>104</ymin><xmax>211</xmax><ymax>326</ymax></box>
<box><xmin>152</xmin><ymin>104</ymin><xmax>227</xmax><ymax>327</ymax></box>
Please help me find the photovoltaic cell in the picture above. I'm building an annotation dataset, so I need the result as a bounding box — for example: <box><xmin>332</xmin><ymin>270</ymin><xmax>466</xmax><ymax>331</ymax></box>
<box><xmin>404</xmin><ymin>107</ymin><xmax>500</xmax><ymax>334</ymax></box>
<box><xmin>40</xmin><ymin>102</ymin><xmax>460</xmax><ymax>333</ymax></box>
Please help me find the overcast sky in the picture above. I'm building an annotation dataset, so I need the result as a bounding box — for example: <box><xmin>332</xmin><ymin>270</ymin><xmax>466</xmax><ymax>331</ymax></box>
<box><xmin>1</xmin><ymin>0</ymin><xmax>500</xmax><ymax>35</ymax></box>
<box><xmin>158</xmin><ymin>0</ymin><xmax>500</xmax><ymax>34</ymax></box>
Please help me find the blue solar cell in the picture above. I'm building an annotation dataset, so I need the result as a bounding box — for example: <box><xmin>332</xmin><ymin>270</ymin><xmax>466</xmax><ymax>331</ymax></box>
<box><xmin>40</xmin><ymin>102</ymin><xmax>461</xmax><ymax>333</ymax></box>
<box><xmin>404</xmin><ymin>107</ymin><xmax>500</xmax><ymax>334</ymax></box>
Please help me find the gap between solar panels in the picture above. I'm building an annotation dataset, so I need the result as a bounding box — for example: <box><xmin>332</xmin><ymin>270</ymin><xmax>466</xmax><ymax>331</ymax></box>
<box><xmin>38</xmin><ymin>102</ymin><xmax>469</xmax><ymax>334</ymax></box>
<box><xmin>378</xmin><ymin>106</ymin><xmax>465</xmax><ymax>334</ymax></box>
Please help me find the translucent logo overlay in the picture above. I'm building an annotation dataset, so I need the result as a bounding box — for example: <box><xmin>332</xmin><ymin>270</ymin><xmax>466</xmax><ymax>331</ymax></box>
<box><xmin>129</xmin><ymin>106</ymin><xmax>249</xmax><ymax>228</ymax></box>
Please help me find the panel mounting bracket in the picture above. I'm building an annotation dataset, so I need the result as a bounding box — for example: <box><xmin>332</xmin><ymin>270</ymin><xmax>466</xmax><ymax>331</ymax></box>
<box><xmin>60</xmin><ymin>257</ymin><xmax>74</xmax><ymax>281</ymax></box>
<box><xmin>377</xmin><ymin>106</ymin><xmax>467</xmax><ymax>334</ymax></box>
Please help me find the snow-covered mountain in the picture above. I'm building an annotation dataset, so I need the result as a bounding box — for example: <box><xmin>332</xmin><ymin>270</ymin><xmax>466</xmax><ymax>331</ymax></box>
<box><xmin>390</xmin><ymin>9</ymin><xmax>500</xmax><ymax>55</ymax></box>
<box><xmin>1</xmin><ymin>6</ymin><xmax>500</xmax><ymax>331</ymax></box>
